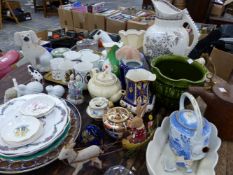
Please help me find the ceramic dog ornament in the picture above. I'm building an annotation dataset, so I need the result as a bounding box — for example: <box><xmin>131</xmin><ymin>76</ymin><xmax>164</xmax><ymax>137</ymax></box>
<box><xmin>14</xmin><ymin>30</ymin><xmax>52</xmax><ymax>72</ymax></box>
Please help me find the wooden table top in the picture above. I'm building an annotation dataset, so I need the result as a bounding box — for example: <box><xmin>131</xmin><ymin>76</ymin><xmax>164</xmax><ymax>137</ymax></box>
<box><xmin>0</xmin><ymin>65</ymin><xmax>232</xmax><ymax>175</ymax></box>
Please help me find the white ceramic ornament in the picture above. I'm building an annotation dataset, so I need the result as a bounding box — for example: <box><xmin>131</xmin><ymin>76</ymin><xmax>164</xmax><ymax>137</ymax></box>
<box><xmin>46</xmin><ymin>85</ymin><xmax>65</xmax><ymax>98</ymax></box>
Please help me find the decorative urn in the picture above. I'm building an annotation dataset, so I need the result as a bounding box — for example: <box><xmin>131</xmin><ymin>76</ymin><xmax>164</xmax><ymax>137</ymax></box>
<box><xmin>168</xmin><ymin>92</ymin><xmax>211</xmax><ymax>173</ymax></box>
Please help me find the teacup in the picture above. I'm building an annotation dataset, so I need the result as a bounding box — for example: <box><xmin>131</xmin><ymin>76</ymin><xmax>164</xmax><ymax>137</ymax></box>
<box><xmin>78</xmin><ymin>49</ymin><xmax>104</xmax><ymax>69</ymax></box>
<box><xmin>74</xmin><ymin>61</ymin><xmax>93</xmax><ymax>90</ymax></box>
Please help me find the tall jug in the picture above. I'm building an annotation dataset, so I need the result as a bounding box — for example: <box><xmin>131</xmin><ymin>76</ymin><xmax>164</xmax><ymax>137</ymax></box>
<box><xmin>143</xmin><ymin>0</ymin><xmax>200</xmax><ymax>58</ymax></box>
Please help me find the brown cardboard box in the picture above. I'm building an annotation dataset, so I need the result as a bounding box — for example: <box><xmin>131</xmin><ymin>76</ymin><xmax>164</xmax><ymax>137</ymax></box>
<box><xmin>127</xmin><ymin>20</ymin><xmax>150</xmax><ymax>30</ymax></box>
<box><xmin>210</xmin><ymin>4</ymin><xmax>225</xmax><ymax>17</ymax></box>
<box><xmin>36</xmin><ymin>30</ymin><xmax>48</xmax><ymax>40</ymax></box>
<box><xmin>72</xmin><ymin>10</ymin><xmax>88</xmax><ymax>30</ymax></box>
<box><xmin>3</xmin><ymin>1</ymin><xmax>21</xmax><ymax>10</ymax></box>
<box><xmin>210</xmin><ymin>48</ymin><xmax>233</xmax><ymax>81</ymax></box>
<box><xmin>106</xmin><ymin>18</ymin><xmax>126</xmax><ymax>33</ymax></box>
<box><xmin>86</xmin><ymin>13</ymin><xmax>105</xmax><ymax>31</ymax></box>
<box><xmin>58</xmin><ymin>8</ymin><xmax>74</xmax><ymax>29</ymax></box>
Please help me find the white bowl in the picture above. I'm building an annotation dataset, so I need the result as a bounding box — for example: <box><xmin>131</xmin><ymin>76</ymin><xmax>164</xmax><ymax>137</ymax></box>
<box><xmin>63</xmin><ymin>51</ymin><xmax>81</xmax><ymax>61</ymax></box>
<box><xmin>146</xmin><ymin>117</ymin><xmax>221</xmax><ymax>175</ymax></box>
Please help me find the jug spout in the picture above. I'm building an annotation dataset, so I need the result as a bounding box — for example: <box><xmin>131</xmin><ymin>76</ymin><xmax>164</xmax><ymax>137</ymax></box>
<box><xmin>110</xmin><ymin>90</ymin><xmax>125</xmax><ymax>102</ymax></box>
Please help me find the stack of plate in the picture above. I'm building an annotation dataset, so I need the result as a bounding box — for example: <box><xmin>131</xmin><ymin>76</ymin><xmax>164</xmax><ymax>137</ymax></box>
<box><xmin>0</xmin><ymin>94</ymin><xmax>82</xmax><ymax>174</ymax></box>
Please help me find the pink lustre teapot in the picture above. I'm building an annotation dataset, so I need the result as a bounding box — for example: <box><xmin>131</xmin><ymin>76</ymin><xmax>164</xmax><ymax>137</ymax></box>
<box><xmin>143</xmin><ymin>0</ymin><xmax>200</xmax><ymax>58</ymax></box>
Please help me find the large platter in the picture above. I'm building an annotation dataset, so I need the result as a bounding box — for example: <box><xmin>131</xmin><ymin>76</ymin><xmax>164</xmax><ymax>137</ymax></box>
<box><xmin>0</xmin><ymin>100</ymin><xmax>82</xmax><ymax>174</ymax></box>
<box><xmin>0</xmin><ymin>94</ymin><xmax>69</xmax><ymax>156</ymax></box>
<box><xmin>146</xmin><ymin>117</ymin><xmax>221</xmax><ymax>175</ymax></box>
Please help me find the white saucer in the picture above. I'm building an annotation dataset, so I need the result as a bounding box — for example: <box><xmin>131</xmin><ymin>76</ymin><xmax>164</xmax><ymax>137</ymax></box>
<box><xmin>1</xmin><ymin>116</ymin><xmax>43</xmax><ymax>148</ymax></box>
<box><xmin>86</xmin><ymin>106</ymin><xmax>103</xmax><ymax>121</ymax></box>
<box><xmin>20</xmin><ymin>94</ymin><xmax>56</xmax><ymax>118</ymax></box>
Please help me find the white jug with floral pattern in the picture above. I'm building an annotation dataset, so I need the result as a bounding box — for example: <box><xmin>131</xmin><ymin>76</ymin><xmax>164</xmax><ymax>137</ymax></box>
<box><xmin>143</xmin><ymin>0</ymin><xmax>200</xmax><ymax>58</ymax></box>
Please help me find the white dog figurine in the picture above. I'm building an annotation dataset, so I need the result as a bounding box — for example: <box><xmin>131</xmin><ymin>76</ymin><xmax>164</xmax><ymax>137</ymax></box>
<box><xmin>14</xmin><ymin>30</ymin><xmax>52</xmax><ymax>72</ymax></box>
<box><xmin>58</xmin><ymin>141</ymin><xmax>103</xmax><ymax>175</ymax></box>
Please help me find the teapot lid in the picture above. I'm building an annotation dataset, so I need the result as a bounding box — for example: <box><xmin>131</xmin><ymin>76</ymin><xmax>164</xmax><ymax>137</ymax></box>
<box><xmin>176</xmin><ymin>110</ymin><xmax>198</xmax><ymax>130</ymax></box>
<box><xmin>106</xmin><ymin>107</ymin><xmax>130</xmax><ymax>123</ymax></box>
<box><xmin>94</xmin><ymin>71</ymin><xmax>118</xmax><ymax>86</ymax></box>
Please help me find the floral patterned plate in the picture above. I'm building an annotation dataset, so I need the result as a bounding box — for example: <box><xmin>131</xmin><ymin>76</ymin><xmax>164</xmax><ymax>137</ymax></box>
<box><xmin>0</xmin><ymin>94</ymin><xmax>69</xmax><ymax>156</ymax></box>
<box><xmin>0</xmin><ymin>100</ymin><xmax>82</xmax><ymax>174</ymax></box>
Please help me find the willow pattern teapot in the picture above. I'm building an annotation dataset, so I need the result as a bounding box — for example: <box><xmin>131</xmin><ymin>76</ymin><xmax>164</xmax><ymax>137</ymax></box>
<box><xmin>168</xmin><ymin>92</ymin><xmax>211</xmax><ymax>173</ymax></box>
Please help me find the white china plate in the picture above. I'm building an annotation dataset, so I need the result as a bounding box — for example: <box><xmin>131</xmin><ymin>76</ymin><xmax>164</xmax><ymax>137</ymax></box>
<box><xmin>146</xmin><ymin>117</ymin><xmax>221</xmax><ymax>175</ymax></box>
<box><xmin>0</xmin><ymin>94</ymin><xmax>69</xmax><ymax>156</ymax></box>
<box><xmin>78</xmin><ymin>49</ymin><xmax>100</xmax><ymax>63</ymax></box>
<box><xmin>1</xmin><ymin>116</ymin><xmax>43</xmax><ymax>148</ymax></box>
<box><xmin>63</xmin><ymin>50</ymin><xmax>81</xmax><ymax>61</ymax></box>
<box><xmin>20</xmin><ymin>95</ymin><xmax>56</xmax><ymax>118</ymax></box>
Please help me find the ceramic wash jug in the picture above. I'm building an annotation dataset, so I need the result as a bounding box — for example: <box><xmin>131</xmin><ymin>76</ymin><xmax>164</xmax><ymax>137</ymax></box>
<box><xmin>168</xmin><ymin>92</ymin><xmax>211</xmax><ymax>173</ymax></box>
<box><xmin>143</xmin><ymin>0</ymin><xmax>200</xmax><ymax>58</ymax></box>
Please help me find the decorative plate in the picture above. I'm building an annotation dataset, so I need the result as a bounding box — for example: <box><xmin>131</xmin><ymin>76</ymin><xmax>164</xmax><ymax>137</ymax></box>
<box><xmin>51</xmin><ymin>48</ymin><xmax>70</xmax><ymax>58</ymax></box>
<box><xmin>146</xmin><ymin>117</ymin><xmax>221</xmax><ymax>175</ymax></box>
<box><xmin>0</xmin><ymin>100</ymin><xmax>82</xmax><ymax>174</ymax></box>
<box><xmin>0</xmin><ymin>94</ymin><xmax>68</xmax><ymax>156</ymax></box>
<box><xmin>1</xmin><ymin>116</ymin><xmax>43</xmax><ymax>148</ymax></box>
<box><xmin>20</xmin><ymin>94</ymin><xmax>56</xmax><ymax>118</ymax></box>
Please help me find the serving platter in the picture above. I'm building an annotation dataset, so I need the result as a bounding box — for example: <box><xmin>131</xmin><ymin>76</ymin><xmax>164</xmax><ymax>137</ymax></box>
<box><xmin>0</xmin><ymin>94</ymin><xmax>69</xmax><ymax>156</ymax></box>
<box><xmin>0</xmin><ymin>100</ymin><xmax>82</xmax><ymax>174</ymax></box>
<box><xmin>146</xmin><ymin>117</ymin><xmax>221</xmax><ymax>175</ymax></box>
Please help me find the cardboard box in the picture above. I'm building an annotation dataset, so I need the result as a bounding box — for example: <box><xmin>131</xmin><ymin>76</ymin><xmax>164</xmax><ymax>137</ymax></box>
<box><xmin>210</xmin><ymin>48</ymin><xmax>233</xmax><ymax>81</ymax></box>
<box><xmin>210</xmin><ymin>4</ymin><xmax>225</xmax><ymax>17</ymax></box>
<box><xmin>72</xmin><ymin>10</ymin><xmax>88</xmax><ymax>30</ymax></box>
<box><xmin>58</xmin><ymin>8</ymin><xmax>74</xmax><ymax>29</ymax></box>
<box><xmin>36</xmin><ymin>30</ymin><xmax>48</xmax><ymax>40</ymax></box>
<box><xmin>106</xmin><ymin>18</ymin><xmax>126</xmax><ymax>33</ymax></box>
<box><xmin>86</xmin><ymin>13</ymin><xmax>105</xmax><ymax>31</ymax></box>
<box><xmin>127</xmin><ymin>20</ymin><xmax>150</xmax><ymax>30</ymax></box>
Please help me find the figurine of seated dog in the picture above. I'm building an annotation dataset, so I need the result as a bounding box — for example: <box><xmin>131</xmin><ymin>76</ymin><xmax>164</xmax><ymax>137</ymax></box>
<box><xmin>14</xmin><ymin>30</ymin><xmax>52</xmax><ymax>72</ymax></box>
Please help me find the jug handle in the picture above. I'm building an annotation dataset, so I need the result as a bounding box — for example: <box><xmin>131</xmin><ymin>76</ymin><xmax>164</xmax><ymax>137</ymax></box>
<box><xmin>179</xmin><ymin>92</ymin><xmax>203</xmax><ymax>139</ymax></box>
<box><xmin>182</xmin><ymin>9</ymin><xmax>200</xmax><ymax>56</ymax></box>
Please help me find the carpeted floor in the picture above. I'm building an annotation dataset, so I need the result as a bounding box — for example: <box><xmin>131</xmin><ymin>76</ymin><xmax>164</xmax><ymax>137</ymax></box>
<box><xmin>0</xmin><ymin>0</ymin><xmax>142</xmax><ymax>52</ymax></box>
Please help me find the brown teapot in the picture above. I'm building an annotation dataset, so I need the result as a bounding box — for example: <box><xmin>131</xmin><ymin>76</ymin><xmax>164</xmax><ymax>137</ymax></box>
<box><xmin>188</xmin><ymin>71</ymin><xmax>233</xmax><ymax>141</ymax></box>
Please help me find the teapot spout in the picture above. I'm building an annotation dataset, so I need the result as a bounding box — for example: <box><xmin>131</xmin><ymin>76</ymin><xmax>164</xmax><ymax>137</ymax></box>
<box><xmin>110</xmin><ymin>90</ymin><xmax>125</xmax><ymax>103</ymax></box>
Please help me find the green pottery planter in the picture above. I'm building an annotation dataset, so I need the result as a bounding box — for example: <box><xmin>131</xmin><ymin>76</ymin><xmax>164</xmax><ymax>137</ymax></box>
<box><xmin>151</xmin><ymin>55</ymin><xmax>207</xmax><ymax>109</ymax></box>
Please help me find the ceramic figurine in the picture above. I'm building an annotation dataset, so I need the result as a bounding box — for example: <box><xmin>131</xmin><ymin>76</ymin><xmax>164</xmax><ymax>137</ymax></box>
<box><xmin>143</xmin><ymin>0</ymin><xmax>200</xmax><ymax>58</ymax></box>
<box><xmin>58</xmin><ymin>140</ymin><xmax>103</xmax><ymax>175</ymax></box>
<box><xmin>4</xmin><ymin>87</ymin><xmax>17</xmax><ymax>103</ymax></box>
<box><xmin>45</xmin><ymin>85</ymin><xmax>65</xmax><ymax>98</ymax></box>
<box><xmin>87</xmin><ymin>69</ymin><xmax>123</xmax><ymax>103</ymax></box>
<box><xmin>120</xmin><ymin>68</ymin><xmax>156</xmax><ymax>113</ymax></box>
<box><xmin>168</xmin><ymin>92</ymin><xmax>211</xmax><ymax>173</ymax></box>
<box><xmin>27</xmin><ymin>65</ymin><xmax>43</xmax><ymax>82</ymax></box>
<box><xmin>13</xmin><ymin>78</ymin><xmax>43</xmax><ymax>97</ymax></box>
<box><xmin>67</xmin><ymin>73</ymin><xmax>84</xmax><ymax>105</ymax></box>
<box><xmin>127</xmin><ymin>100</ymin><xmax>147</xmax><ymax>144</ymax></box>
<box><xmin>119</xmin><ymin>29</ymin><xmax>145</xmax><ymax>49</ymax></box>
<box><xmin>14</xmin><ymin>30</ymin><xmax>52</xmax><ymax>72</ymax></box>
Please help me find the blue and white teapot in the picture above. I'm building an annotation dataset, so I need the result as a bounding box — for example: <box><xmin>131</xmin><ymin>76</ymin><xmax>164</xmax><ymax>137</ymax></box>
<box><xmin>168</xmin><ymin>92</ymin><xmax>211</xmax><ymax>173</ymax></box>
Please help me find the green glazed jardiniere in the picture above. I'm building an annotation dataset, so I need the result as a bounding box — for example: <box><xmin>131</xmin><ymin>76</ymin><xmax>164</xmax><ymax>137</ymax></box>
<box><xmin>151</xmin><ymin>55</ymin><xmax>207</xmax><ymax>109</ymax></box>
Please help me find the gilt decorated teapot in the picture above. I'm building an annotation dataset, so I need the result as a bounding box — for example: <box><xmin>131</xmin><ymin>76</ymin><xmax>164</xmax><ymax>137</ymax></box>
<box><xmin>168</xmin><ymin>92</ymin><xmax>211</xmax><ymax>173</ymax></box>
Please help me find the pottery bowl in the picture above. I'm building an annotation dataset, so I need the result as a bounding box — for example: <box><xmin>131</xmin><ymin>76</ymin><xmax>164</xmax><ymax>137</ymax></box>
<box><xmin>151</xmin><ymin>55</ymin><xmax>207</xmax><ymax>109</ymax></box>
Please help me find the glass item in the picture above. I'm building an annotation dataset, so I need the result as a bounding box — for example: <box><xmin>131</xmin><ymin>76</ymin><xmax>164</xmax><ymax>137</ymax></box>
<box><xmin>106</xmin><ymin>45</ymin><xmax>120</xmax><ymax>77</ymax></box>
<box><xmin>76</xmin><ymin>39</ymin><xmax>98</xmax><ymax>51</ymax></box>
<box><xmin>104</xmin><ymin>165</ymin><xmax>134</xmax><ymax>175</ymax></box>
